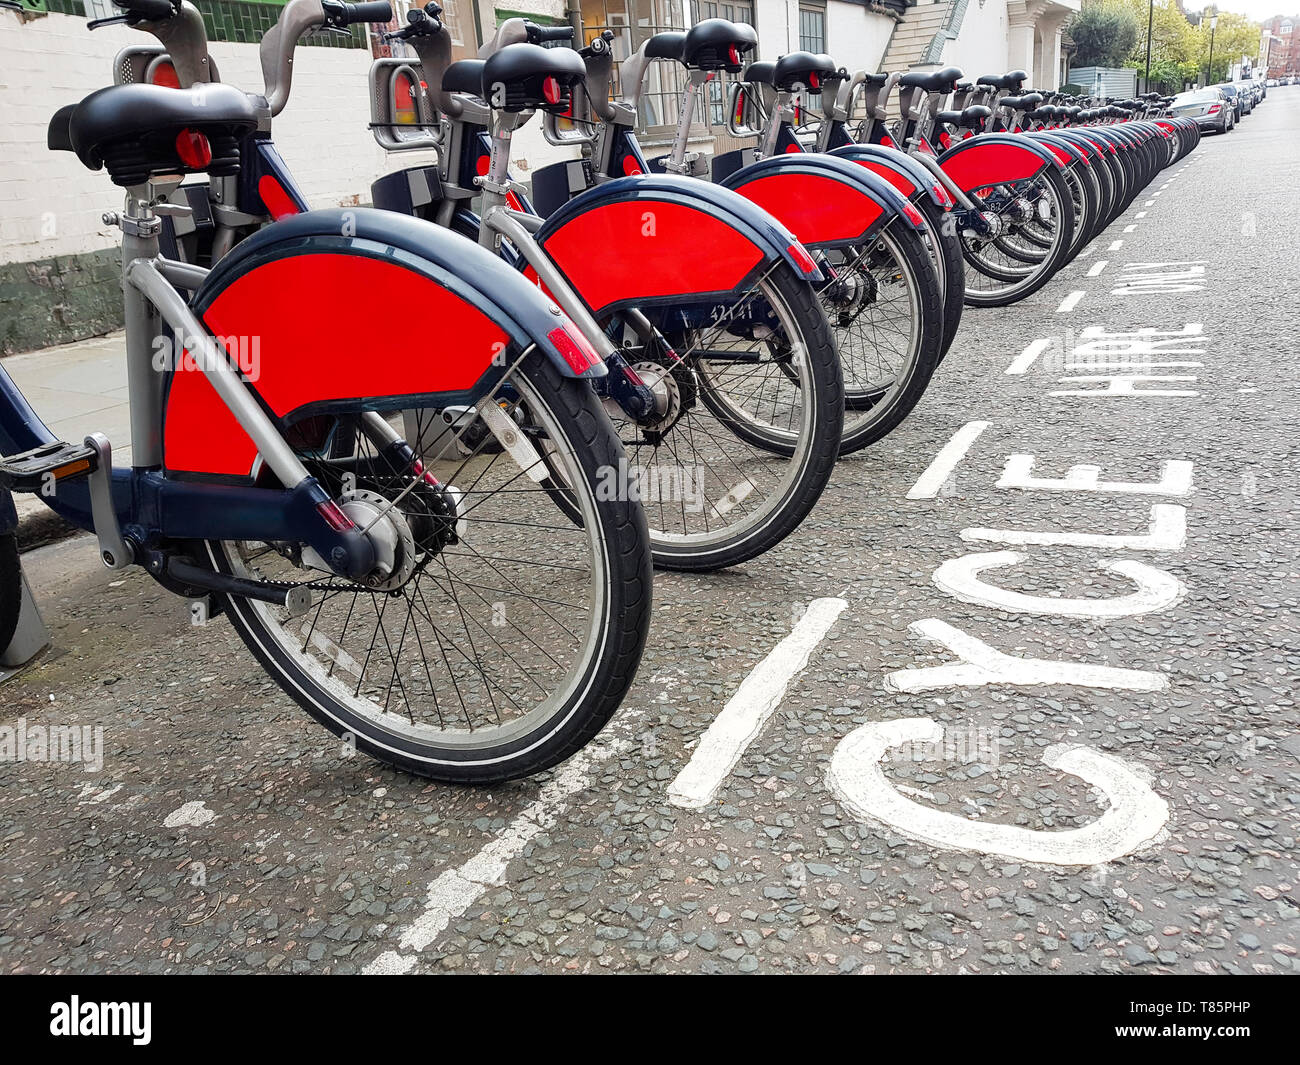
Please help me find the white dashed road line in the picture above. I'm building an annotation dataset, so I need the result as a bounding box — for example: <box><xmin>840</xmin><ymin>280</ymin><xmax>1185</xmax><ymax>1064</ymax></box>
<box><xmin>906</xmin><ymin>420</ymin><xmax>991</xmax><ymax>497</ymax></box>
<box><xmin>1086</xmin><ymin>260</ymin><xmax>1109</xmax><ymax>277</ymax></box>
<box><xmin>363</xmin><ymin>714</ymin><xmax>645</xmax><ymax>973</ymax></box>
<box><xmin>1005</xmin><ymin>337</ymin><xmax>1052</xmax><ymax>375</ymax></box>
<box><xmin>1056</xmin><ymin>290</ymin><xmax>1085</xmax><ymax>313</ymax></box>
<box><xmin>668</xmin><ymin>598</ymin><xmax>848</xmax><ymax>810</ymax></box>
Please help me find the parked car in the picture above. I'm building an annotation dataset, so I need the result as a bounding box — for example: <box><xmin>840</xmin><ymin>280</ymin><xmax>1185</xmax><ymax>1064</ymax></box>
<box><xmin>1215</xmin><ymin>83</ymin><xmax>1244</xmax><ymax>120</ymax></box>
<box><xmin>1170</xmin><ymin>88</ymin><xmax>1234</xmax><ymax>132</ymax></box>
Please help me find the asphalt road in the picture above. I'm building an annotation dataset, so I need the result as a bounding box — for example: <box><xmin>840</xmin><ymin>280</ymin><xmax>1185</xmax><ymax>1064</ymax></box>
<box><xmin>2</xmin><ymin>94</ymin><xmax>1298</xmax><ymax>975</ymax></box>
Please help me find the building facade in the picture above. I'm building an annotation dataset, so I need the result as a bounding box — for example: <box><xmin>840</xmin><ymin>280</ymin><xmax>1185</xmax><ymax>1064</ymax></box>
<box><xmin>1260</xmin><ymin>14</ymin><xmax>1299</xmax><ymax>77</ymax></box>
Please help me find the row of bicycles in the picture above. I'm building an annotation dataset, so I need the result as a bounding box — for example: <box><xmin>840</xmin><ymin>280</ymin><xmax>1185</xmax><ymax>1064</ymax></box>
<box><xmin>0</xmin><ymin>0</ymin><xmax>1200</xmax><ymax>784</ymax></box>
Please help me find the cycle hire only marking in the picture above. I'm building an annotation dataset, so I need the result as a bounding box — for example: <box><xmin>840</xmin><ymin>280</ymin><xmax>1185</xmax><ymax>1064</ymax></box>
<box><xmin>824</xmin><ymin>246</ymin><xmax>1214</xmax><ymax>866</ymax></box>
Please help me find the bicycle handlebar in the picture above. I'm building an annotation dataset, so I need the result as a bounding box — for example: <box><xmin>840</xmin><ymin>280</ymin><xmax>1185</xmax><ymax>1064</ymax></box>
<box><xmin>528</xmin><ymin>23</ymin><xmax>574</xmax><ymax>44</ymax></box>
<box><xmin>321</xmin><ymin>0</ymin><xmax>392</xmax><ymax>27</ymax></box>
<box><xmin>113</xmin><ymin>0</ymin><xmax>181</xmax><ymax>21</ymax></box>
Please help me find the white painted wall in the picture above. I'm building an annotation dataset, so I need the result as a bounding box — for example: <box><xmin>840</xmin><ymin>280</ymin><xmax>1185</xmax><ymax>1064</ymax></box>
<box><xmin>825</xmin><ymin>3</ymin><xmax>894</xmax><ymax>71</ymax></box>
<box><xmin>942</xmin><ymin>1</ymin><xmax>1011</xmax><ymax>80</ymax></box>
<box><xmin>0</xmin><ymin>12</ymin><xmax>423</xmax><ymax>265</ymax></box>
<box><xmin>754</xmin><ymin>1</ymin><xmax>892</xmax><ymax>69</ymax></box>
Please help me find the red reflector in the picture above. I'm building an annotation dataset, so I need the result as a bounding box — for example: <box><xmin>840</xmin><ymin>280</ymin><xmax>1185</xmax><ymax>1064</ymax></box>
<box><xmin>932</xmin><ymin>183</ymin><xmax>952</xmax><ymax>207</ymax></box>
<box><xmin>728</xmin><ymin>45</ymin><xmax>740</xmax><ymax>66</ymax></box>
<box><xmin>475</xmin><ymin>154</ymin><xmax>490</xmax><ymax>176</ymax></box>
<box><xmin>547</xmin><ymin>325</ymin><xmax>601</xmax><ymax>375</ymax></box>
<box><xmin>622</xmin><ymin>155</ymin><xmax>643</xmax><ymax>176</ymax></box>
<box><xmin>543</xmin><ymin>76</ymin><xmax>561</xmax><ymax>106</ymax></box>
<box><xmin>902</xmin><ymin>203</ymin><xmax>925</xmax><ymax>227</ymax></box>
<box><xmin>150</xmin><ymin>61</ymin><xmax>180</xmax><ymax>88</ymax></box>
<box><xmin>317</xmin><ymin>499</ymin><xmax>356</xmax><ymax>533</ymax></box>
<box><xmin>784</xmin><ymin>142</ymin><xmax>802</xmax><ymax>153</ymax></box>
<box><xmin>880</xmin><ymin>135</ymin><xmax>894</xmax><ymax>148</ymax></box>
<box><xmin>808</xmin><ymin>72</ymin><xmax>820</xmax><ymax>90</ymax></box>
<box><xmin>175</xmin><ymin>128</ymin><xmax>212</xmax><ymax>169</ymax></box>
<box><xmin>786</xmin><ymin>242</ymin><xmax>817</xmax><ymax>275</ymax></box>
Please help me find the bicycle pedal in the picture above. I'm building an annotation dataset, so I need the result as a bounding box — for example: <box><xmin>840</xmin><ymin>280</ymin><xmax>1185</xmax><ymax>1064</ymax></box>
<box><xmin>0</xmin><ymin>440</ymin><xmax>98</xmax><ymax>493</ymax></box>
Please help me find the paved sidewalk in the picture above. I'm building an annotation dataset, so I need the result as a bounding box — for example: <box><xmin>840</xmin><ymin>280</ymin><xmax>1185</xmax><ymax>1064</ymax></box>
<box><xmin>1</xmin><ymin>330</ymin><xmax>128</xmax><ymax>547</ymax></box>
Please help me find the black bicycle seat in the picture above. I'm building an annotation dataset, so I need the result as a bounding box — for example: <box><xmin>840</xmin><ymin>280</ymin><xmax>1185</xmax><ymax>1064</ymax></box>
<box><xmin>481</xmin><ymin>44</ymin><xmax>586</xmax><ymax>113</ymax></box>
<box><xmin>897</xmin><ymin>67</ymin><xmax>963</xmax><ymax>94</ymax></box>
<box><xmin>998</xmin><ymin>92</ymin><xmax>1043</xmax><ymax>111</ymax></box>
<box><xmin>49</xmin><ymin>82</ymin><xmax>256</xmax><ymax>187</ymax></box>
<box><xmin>681</xmin><ymin>18</ymin><xmax>756</xmax><ymax>72</ymax></box>
<box><xmin>976</xmin><ymin>69</ymin><xmax>1028</xmax><ymax>90</ymax></box>
<box><xmin>743</xmin><ymin>61</ymin><xmax>775</xmax><ymax>85</ymax></box>
<box><xmin>643</xmin><ymin>30</ymin><xmax>683</xmax><ymax>62</ymax></box>
<box><xmin>442</xmin><ymin>59</ymin><xmax>486</xmax><ymax>96</ymax></box>
<box><xmin>936</xmin><ymin>104</ymin><xmax>991</xmax><ymax>128</ymax></box>
<box><xmin>771</xmin><ymin>51</ymin><xmax>837</xmax><ymax>92</ymax></box>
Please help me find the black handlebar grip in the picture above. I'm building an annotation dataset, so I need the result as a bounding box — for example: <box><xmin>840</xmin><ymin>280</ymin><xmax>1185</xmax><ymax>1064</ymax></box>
<box><xmin>530</xmin><ymin>24</ymin><xmax>575</xmax><ymax>43</ymax></box>
<box><xmin>114</xmin><ymin>0</ymin><xmax>179</xmax><ymax>21</ymax></box>
<box><xmin>343</xmin><ymin>1</ymin><xmax>394</xmax><ymax>24</ymax></box>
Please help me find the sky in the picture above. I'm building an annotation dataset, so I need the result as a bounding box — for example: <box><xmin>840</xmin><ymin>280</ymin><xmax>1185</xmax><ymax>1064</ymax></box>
<box><xmin>1185</xmin><ymin>1</ymin><xmax>1296</xmax><ymax>20</ymax></box>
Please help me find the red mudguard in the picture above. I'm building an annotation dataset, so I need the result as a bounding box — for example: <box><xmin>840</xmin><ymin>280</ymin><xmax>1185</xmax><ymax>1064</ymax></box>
<box><xmin>720</xmin><ymin>154</ymin><xmax>921</xmax><ymax>250</ymax></box>
<box><xmin>936</xmin><ymin>133</ymin><xmax>1063</xmax><ymax>194</ymax></box>
<box><xmin>163</xmin><ymin>208</ymin><xmax>600</xmax><ymax>480</ymax></box>
<box><xmin>828</xmin><ymin>144</ymin><xmax>952</xmax><ymax>208</ymax></box>
<box><xmin>531</xmin><ymin>175</ymin><xmax>820</xmax><ymax>316</ymax></box>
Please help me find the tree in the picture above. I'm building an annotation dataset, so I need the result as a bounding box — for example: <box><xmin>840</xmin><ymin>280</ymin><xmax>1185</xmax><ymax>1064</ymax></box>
<box><xmin>1117</xmin><ymin>0</ymin><xmax>1201</xmax><ymax>90</ymax></box>
<box><xmin>1069</xmin><ymin>1</ymin><xmax>1140</xmax><ymax>67</ymax></box>
<box><xmin>1195</xmin><ymin>11</ymin><xmax>1262</xmax><ymax>83</ymax></box>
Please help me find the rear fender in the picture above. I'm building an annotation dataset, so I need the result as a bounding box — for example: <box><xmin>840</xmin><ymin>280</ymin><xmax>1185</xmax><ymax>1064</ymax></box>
<box><xmin>719</xmin><ymin>153</ymin><xmax>923</xmax><ymax>251</ymax></box>
<box><xmin>1026</xmin><ymin>131</ymin><xmax>1090</xmax><ymax>167</ymax></box>
<box><xmin>828</xmin><ymin>143</ymin><xmax>953</xmax><ymax>209</ymax></box>
<box><xmin>532</xmin><ymin>175</ymin><xmax>822</xmax><ymax>317</ymax></box>
<box><xmin>165</xmin><ymin>208</ymin><xmax>604</xmax><ymax>481</ymax></box>
<box><xmin>936</xmin><ymin>132</ymin><xmax>1063</xmax><ymax>194</ymax></box>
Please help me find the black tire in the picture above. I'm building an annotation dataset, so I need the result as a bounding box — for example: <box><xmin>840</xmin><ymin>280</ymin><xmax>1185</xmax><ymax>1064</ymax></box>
<box><xmin>836</xmin><ymin>223</ymin><xmax>944</xmax><ymax>454</ymax></box>
<box><xmin>0</xmin><ymin>532</ymin><xmax>20</xmax><ymax>658</ymax></box>
<box><xmin>673</xmin><ymin>261</ymin><xmax>844</xmax><ymax>569</ymax></box>
<box><xmin>454</xmin><ymin>214</ymin><xmax>844</xmax><ymax>574</ymax></box>
<box><xmin>917</xmin><ymin>198</ymin><xmax>966</xmax><ymax>360</ymax></box>
<box><xmin>961</xmin><ymin>165</ymin><xmax>1076</xmax><ymax>307</ymax></box>
<box><xmin>206</xmin><ymin>352</ymin><xmax>653</xmax><ymax>785</ymax></box>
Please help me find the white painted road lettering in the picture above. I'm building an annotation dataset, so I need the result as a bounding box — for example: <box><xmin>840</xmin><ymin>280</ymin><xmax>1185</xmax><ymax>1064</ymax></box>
<box><xmin>827</xmin><ymin>719</ymin><xmax>1169</xmax><ymax>866</ymax></box>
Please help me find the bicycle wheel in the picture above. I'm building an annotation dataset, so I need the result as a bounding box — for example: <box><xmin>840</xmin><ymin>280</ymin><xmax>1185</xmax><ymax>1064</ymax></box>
<box><xmin>0</xmin><ymin>532</ymin><xmax>20</xmax><ymax>657</ymax></box>
<box><xmin>203</xmin><ymin>350</ymin><xmax>653</xmax><ymax>785</ymax></box>
<box><xmin>453</xmin><ymin>216</ymin><xmax>843</xmax><ymax>573</ymax></box>
<box><xmin>627</xmin><ymin>260</ymin><xmax>844</xmax><ymax>571</ymax></box>
<box><xmin>917</xmin><ymin>197</ymin><xmax>966</xmax><ymax>360</ymax></box>
<box><xmin>823</xmin><ymin>224</ymin><xmax>944</xmax><ymax>454</ymax></box>
<box><xmin>960</xmin><ymin>166</ymin><xmax>1075</xmax><ymax>307</ymax></box>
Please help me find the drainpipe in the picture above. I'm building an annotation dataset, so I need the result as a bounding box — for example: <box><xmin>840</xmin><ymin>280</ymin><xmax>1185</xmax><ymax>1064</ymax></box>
<box><xmin>568</xmin><ymin>0</ymin><xmax>582</xmax><ymax>38</ymax></box>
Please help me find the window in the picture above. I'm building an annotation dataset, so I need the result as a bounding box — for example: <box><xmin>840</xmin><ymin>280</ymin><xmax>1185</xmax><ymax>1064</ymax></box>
<box><xmin>583</xmin><ymin>0</ymin><xmax>688</xmax><ymax>132</ymax></box>
<box><xmin>799</xmin><ymin>3</ymin><xmax>826</xmax><ymax>54</ymax></box>
<box><xmin>382</xmin><ymin>0</ymin><xmax>478</xmax><ymax>61</ymax></box>
<box><xmin>1282</xmin><ymin>21</ymin><xmax>1293</xmax><ymax>34</ymax></box>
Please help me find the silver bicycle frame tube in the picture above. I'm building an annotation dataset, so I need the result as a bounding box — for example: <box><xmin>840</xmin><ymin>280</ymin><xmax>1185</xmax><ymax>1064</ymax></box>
<box><xmin>117</xmin><ymin>187</ymin><xmax>313</xmax><ymax>489</ymax></box>
<box><xmin>476</xmin><ymin>116</ymin><xmax>618</xmax><ymax>360</ymax></box>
